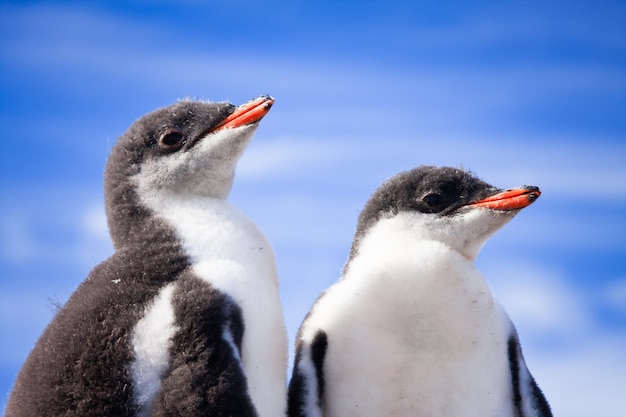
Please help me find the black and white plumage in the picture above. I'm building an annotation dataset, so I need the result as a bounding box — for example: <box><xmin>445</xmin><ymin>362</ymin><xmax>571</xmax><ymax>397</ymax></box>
<box><xmin>7</xmin><ymin>96</ymin><xmax>288</xmax><ymax>417</ymax></box>
<box><xmin>288</xmin><ymin>166</ymin><xmax>552</xmax><ymax>417</ymax></box>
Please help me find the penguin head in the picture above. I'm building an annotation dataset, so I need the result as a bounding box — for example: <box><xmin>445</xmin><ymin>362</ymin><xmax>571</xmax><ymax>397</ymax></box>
<box><xmin>350</xmin><ymin>166</ymin><xmax>540</xmax><ymax>262</ymax></box>
<box><xmin>104</xmin><ymin>96</ymin><xmax>273</xmax><ymax>247</ymax></box>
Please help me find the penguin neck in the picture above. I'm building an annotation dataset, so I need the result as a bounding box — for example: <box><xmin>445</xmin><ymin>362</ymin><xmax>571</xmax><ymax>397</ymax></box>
<box><xmin>346</xmin><ymin>210</ymin><xmax>509</xmax><ymax>273</ymax></box>
<box><xmin>138</xmin><ymin>191</ymin><xmax>278</xmax><ymax>289</ymax></box>
<box><xmin>343</xmin><ymin>215</ymin><xmax>499</xmax><ymax>339</ymax></box>
<box><xmin>106</xmin><ymin>186</ymin><xmax>183</xmax><ymax>255</ymax></box>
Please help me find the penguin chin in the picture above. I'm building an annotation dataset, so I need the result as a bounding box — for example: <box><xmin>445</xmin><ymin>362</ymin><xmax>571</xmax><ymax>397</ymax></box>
<box><xmin>391</xmin><ymin>208</ymin><xmax>518</xmax><ymax>262</ymax></box>
<box><xmin>451</xmin><ymin>208</ymin><xmax>519</xmax><ymax>260</ymax></box>
<box><xmin>134</xmin><ymin>159</ymin><xmax>235</xmax><ymax>203</ymax></box>
<box><xmin>183</xmin><ymin>123</ymin><xmax>259</xmax><ymax>197</ymax></box>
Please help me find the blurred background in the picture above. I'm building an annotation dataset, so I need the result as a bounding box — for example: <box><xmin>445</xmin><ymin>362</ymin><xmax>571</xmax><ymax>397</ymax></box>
<box><xmin>1</xmin><ymin>1</ymin><xmax>625</xmax><ymax>415</ymax></box>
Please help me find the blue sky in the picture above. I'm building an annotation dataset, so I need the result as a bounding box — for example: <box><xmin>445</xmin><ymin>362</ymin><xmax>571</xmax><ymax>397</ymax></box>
<box><xmin>1</xmin><ymin>1</ymin><xmax>625</xmax><ymax>415</ymax></box>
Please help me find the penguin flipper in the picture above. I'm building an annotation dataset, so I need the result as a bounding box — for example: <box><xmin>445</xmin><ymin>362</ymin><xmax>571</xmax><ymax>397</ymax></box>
<box><xmin>507</xmin><ymin>334</ymin><xmax>553</xmax><ymax>417</ymax></box>
<box><xmin>288</xmin><ymin>330</ymin><xmax>328</xmax><ymax>417</ymax></box>
<box><xmin>150</xmin><ymin>275</ymin><xmax>258</xmax><ymax>417</ymax></box>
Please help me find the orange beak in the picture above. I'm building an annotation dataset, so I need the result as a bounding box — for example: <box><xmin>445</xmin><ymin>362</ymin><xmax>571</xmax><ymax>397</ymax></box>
<box><xmin>468</xmin><ymin>186</ymin><xmax>541</xmax><ymax>211</ymax></box>
<box><xmin>214</xmin><ymin>95</ymin><xmax>274</xmax><ymax>131</ymax></box>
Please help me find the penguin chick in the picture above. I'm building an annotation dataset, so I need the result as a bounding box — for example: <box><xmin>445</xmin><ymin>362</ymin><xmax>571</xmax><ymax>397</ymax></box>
<box><xmin>288</xmin><ymin>165</ymin><xmax>552</xmax><ymax>417</ymax></box>
<box><xmin>7</xmin><ymin>96</ymin><xmax>288</xmax><ymax>417</ymax></box>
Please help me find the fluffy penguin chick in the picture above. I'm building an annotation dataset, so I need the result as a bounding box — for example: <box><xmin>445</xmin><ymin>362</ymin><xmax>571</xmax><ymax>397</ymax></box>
<box><xmin>288</xmin><ymin>166</ymin><xmax>552</xmax><ymax>417</ymax></box>
<box><xmin>7</xmin><ymin>96</ymin><xmax>288</xmax><ymax>417</ymax></box>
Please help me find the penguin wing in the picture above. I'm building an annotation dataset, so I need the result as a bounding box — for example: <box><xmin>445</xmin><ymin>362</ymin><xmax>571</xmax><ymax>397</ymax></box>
<box><xmin>288</xmin><ymin>330</ymin><xmax>328</xmax><ymax>417</ymax></box>
<box><xmin>149</xmin><ymin>274</ymin><xmax>259</xmax><ymax>417</ymax></box>
<box><xmin>507</xmin><ymin>333</ymin><xmax>553</xmax><ymax>417</ymax></box>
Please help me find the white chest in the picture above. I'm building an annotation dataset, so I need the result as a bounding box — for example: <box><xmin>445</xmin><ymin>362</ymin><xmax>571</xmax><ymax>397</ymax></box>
<box><xmin>148</xmin><ymin>196</ymin><xmax>288</xmax><ymax>417</ymax></box>
<box><xmin>301</xmin><ymin>237</ymin><xmax>514</xmax><ymax>416</ymax></box>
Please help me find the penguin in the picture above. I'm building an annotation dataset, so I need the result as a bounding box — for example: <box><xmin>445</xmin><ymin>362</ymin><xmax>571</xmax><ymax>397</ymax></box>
<box><xmin>6</xmin><ymin>95</ymin><xmax>288</xmax><ymax>417</ymax></box>
<box><xmin>287</xmin><ymin>166</ymin><xmax>552</xmax><ymax>417</ymax></box>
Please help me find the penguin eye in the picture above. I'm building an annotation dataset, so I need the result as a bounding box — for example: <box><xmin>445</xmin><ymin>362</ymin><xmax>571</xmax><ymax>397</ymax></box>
<box><xmin>159</xmin><ymin>129</ymin><xmax>186</xmax><ymax>152</ymax></box>
<box><xmin>422</xmin><ymin>193</ymin><xmax>447</xmax><ymax>212</ymax></box>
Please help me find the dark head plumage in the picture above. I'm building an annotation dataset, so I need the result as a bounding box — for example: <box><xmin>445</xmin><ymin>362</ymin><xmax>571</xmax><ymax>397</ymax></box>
<box><xmin>347</xmin><ymin>165</ymin><xmax>540</xmax><ymax>265</ymax></box>
<box><xmin>103</xmin><ymin>96</ymin><xmax>276</xmax><ymax>249</ymax></box>
<box><xmin>104</xmin><ymin>100</ymin><xmax>236</xmax><ymax>248</ymax></box>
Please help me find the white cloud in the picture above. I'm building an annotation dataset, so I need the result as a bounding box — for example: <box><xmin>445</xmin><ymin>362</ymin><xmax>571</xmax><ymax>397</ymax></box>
<box><xmin>603</xmin><ymin>278</ymin><xmax>626</xmax><ymax>315</ymax></box>
<box><xmin>532</xmin><ymin>334</ymin><xmax>626</xmax><ymax>417</ymax></box>
<box><xmin>0</xmin><ymin>215</ymin><xmax>37</xmax><ymax>262</ymax></box>
<box><xmin>82</xmin><ymin>204</ymin><xmax>110</xmax><ymax>241</ymax></box>
<box><xmin>0</xmin><ymin>187</ymin><xmax>113</xmax><ymax>270</ymax></box>
<box><xmin>483</xmin><ymin>258</ymin><xmax>592</xmax><ymax>338</ymax></box>
<box><xmin>237</xmin><ymin>137</ymin><xmax>351</xmax><ymax>181</ymax></box>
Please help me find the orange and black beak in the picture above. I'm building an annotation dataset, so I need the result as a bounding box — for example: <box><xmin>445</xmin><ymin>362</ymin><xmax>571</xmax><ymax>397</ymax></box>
<box><xmin>468</xmin><ymin>186</ymin><xmax>541</xmax><ymax>211</ymax></box>
<box><xmin>215</xmin><ymin>95</ymin><xmax>274</xmax><ymax>131</ymax></box>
